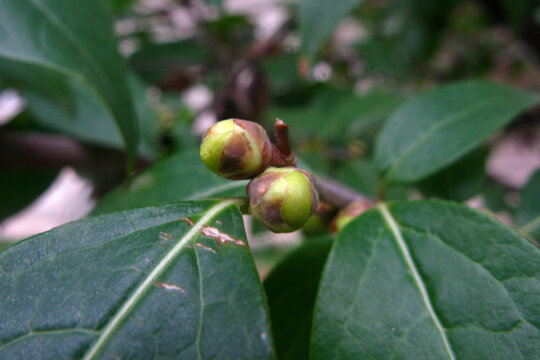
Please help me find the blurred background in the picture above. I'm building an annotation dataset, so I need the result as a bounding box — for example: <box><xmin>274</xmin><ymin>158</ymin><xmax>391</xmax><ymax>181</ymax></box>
<box><xmin>1</xmin><ymin>0</ymin><xmax>539</xmax><ymax>268</ymax></box>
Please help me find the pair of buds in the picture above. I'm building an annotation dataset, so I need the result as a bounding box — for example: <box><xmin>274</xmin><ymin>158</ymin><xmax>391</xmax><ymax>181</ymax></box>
<box><xmin>200</xmin><ymin>119</ymin><xmax>319</xmax><ymax>233</ymax></box>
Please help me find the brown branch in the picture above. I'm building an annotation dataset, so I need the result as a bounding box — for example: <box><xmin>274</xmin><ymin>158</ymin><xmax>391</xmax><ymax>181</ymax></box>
<box><xmin>313</xmin><ymin>174</ymin><xmax>373</xmax><ymax>209</ymax></box>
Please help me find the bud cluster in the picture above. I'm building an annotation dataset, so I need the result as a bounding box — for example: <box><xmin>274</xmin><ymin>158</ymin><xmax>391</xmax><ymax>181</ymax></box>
<box><xmin>200</xmin><ymin>118</ymin><xmax>319</xmax><ymax>233</ymax></box>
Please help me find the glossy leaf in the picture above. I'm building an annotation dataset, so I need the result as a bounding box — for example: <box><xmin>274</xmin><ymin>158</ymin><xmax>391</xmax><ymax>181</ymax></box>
<box><xmin>375</xmin><ymin>81</ymin><xmax>538</xmax><ymax>183</ymax></box>
<box><xmin>264</xmin><ymin>237</ymin><xmax>333</xmax><ymax>360</ymax></box>
<box><xmin>0</xmin><ymin>200</ymin><xmax>273</xmax><ymax>359</ymax></box>
<box><xmin>517</xmin><ymin>169</ymin><xmax>540</xmax><ymax>240</ymax></box>
<box><xmin>0</xmin><ymin>0</ymin><xmax>138</xmax><ymax>164</ymax></box>
<box><xmin>93</xmin><ymin>150</ymin><xmax>247</xmax><ymax>214</ymax></box>
<box><xmin>300</xmin><ymin>0</ymin><xmax>365</xmax><ymax>57</ymax></box>
<box><xmin>312</xmin><ymin>200</ymin><xmax>540</xmax><ymax>359</ymax></box>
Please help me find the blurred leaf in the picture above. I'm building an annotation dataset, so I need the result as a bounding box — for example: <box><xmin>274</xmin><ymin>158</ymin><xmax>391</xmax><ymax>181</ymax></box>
<box><xmin>375</xmin><ymin>81</ymin><xmax>538</xmax><ymax>184</ymax></box>
<box><xmin>264</xmin><ymin>236</ymin><xmax>333</xmax><ymax>360</ymax></box>
<box><xmin>204</xmin><ymin>15</ymin><xmax>254</xmax><ymax>48</ymax></box>
<box><xmin>0</xmin><ymin>170</ymin><xmax>57</xmax><ymax>222</ymax></box>
<box><xmin>300</xmin><ymin>0</ymin><xmax>365</xmax><ymax>57</ymax></box>
<box><xmin>130</xmin><ymin>75</ymin><xmax>161</xmax><ymax>158</ymax></box>
<box><xmin>93</xmin><ymin>149</ymin><xmax>247</xmax><ymax>214</ymax></box>
<box><xmin>0</xmin><ymin>200</ymin><xmax>274</xmax><ymax>359</ymax></box>
<box><xmin>517</xmin><ymin>169</ymin><xmax>540</xmax><ymax>240</ymax></box>
<box><xmin>23</xmin><ymin>77</ymin><xmax>123</xmax><ymax>148</ymax></box>
<box><xmin>419</xmin><ymin>147</ymin><xmax>488</xmax><ymax>201</ymax></box>
<box><xmin>107</xmin><ymin>0</ymin><xmax>137</xmax><ymax>13</ymax></box>
<box><xmin>260</xmin><ymin>52</ymin><xmax>302</xmax><ymax>94</ymax></box>
<box><xmin>23</xmin><ymin>75</ymin><xmax>158</xmax><ymax>158</ymax></box>
<box><xmin>270</xmin><ymin>89</ymin><xmax>403</xmax><ymax>144</ymax></box>
<box><xmin>357</xmin><ymin>38</ymin><xmax>407</xmax><ymax>77</ymax></box>
<box><xmin>298</xmin><ymin>150</ymin><xmax>330</xmax><ymax>175</ymax></box>
<box><xmin>129</xmin><ymin>40</ymin><xmax>212</xmax><ymax>85</ymax></box>
<box><xmin>0</xmin><ymin>0</ymin><xmax>139</xmax><ymax>166</ymax></box>
<box><xmin>336</xmin><ymin>160</ymin><xmax>378</xmax><ymax>197</ymax></box>
<box><xmin>498</xmin><ymin>0</ymin><xmax>534</xmax><ymax>32</ymax></box>
<box><xmin>483</xmin><ymin>182</ymin><xmax>512</xmax><ymax>213</ymax></box>
<box><xmin>312</xmin><ymin>201</ymin><xmax>540</xmax><ymax>359</ymax></box>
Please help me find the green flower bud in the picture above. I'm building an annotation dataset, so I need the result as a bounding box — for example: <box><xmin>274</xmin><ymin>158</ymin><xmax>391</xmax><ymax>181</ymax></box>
<box><xmin>200</xmin><ymin>119</ymin><xmax>272</xmax><ymax>179</ymax></box>
<box><xmin>247</xmin><ymin>167</ymin><xmax>319</xmax><ymax>233</ymax></box>
<box><xmin>302</xmin><ymin>202</ymin><xmax>337</xmax><ymax>235</ymax></box>
<box><xmin>331</xmin><ymin>201</ymin><xmax>371</xmax><ymax>233</ymax></box>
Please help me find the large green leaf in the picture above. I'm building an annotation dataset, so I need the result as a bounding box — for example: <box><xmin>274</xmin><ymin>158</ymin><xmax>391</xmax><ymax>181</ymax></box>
<box><xmin>418</xmin><ymin>147</ymin><xmax>488</xmax><ymax>201</ymax></box>
<box><xmin>375</xmin><ymin>81</ymin><xmax>538</xmax><ymax>183</ymax></box>
<box><xmin>0</xmin><ymin>0</ymin><xmax>138</xmax><ymax>165</ymax></box>
<box><xmin>311</xmin><ymin>200</ymin><xmax>540</xmax><ymax>359</ymax></box>
<box><xmin>517</xmin><ymin>169</ymin><xmax>540</xmax><ymax>241</ymax></box>
<box><xmin>264</xmin><ymin>237</ymin><xmax>333</xmax><ymax>360</ymax></box>
<box><xmin>300</xmin><ymin>0</ymin><xmax>364</xmax><ymax>57</ymax></box>
<box><xmin>0</xmin><ymin>200</ymin><xmax>273</xmax><ymax>359</ymax></box>
<box><xmin>93</xmin><ymin>150</ymin><xmax>247</xmax><ymax>214</ymax></box>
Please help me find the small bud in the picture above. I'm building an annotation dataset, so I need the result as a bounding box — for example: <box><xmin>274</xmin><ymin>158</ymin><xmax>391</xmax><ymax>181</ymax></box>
<box><xmin>247</xmin><ymin>167</ymin><xmax>319</xmax><ymax>233</ymax></box>
<box><xmin>200</xmin><ymin>119</ymin><xmax>272</xmax><ymax>179</ymax></box>
<box><xmin>302</xmin><ymin>202</ymin><xmax>337</xmax><ymax>235</ymax></box>
<box><xmin>331</xmin><ymin>201</ymin><xmax>371</xmax><ymax>233</ymax></box>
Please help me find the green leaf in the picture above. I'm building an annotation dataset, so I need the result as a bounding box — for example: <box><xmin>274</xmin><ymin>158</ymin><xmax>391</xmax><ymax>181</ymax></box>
<box><xmin>311</xmin><ymin>200</ymin><xmax>540</xmax><ymax>359</ymax></box>
<box><xmin>0</xmin><ymin>0</ymin><xmax>138</xmax><ymax>165</ymax></box>
<box><xmin>93</xmin><ymin>150</ymin><xmax>247</xmax><ymax>214</ymax></box>
<box><xmin>356</xmin><ymin>38</ymin><xmax>407</xmax><ymax>77</ymax></box>
<box><xmin>0</xmin><ymin>200</ymin><xmax>273</xmax><ymax>359</ymax></box>
<box><xmin>375</xmin><ymin>81</ymin><xmax>538</xmax><ymax>183</ymax></box>
<box><xmin>300</xmin><ymin>0</ymin><xmax>365</xmax><ymax>57</ymax></box>
<box><xmin>0</xmin><ymin>169</ymin><xmax>57</xmax><ymax>222</ymax></box>
<box><xmin>517</xmin><ymin>169</ymin><xmax>540</xmax><ymax>240</ymax></box>
<box><xmin>23</xmin><ymin>75</ymin><xmax>158</xmax><ymax>158</ymax></box>
<box><xmin>418</xmin><ymin>147</ymin><xmax>488</xmax><ymax>201</ymax></box>
<box><xmin>264</xmin><ymin>236</ymin><xmax>333</xmax><ymax>360</ymax></box>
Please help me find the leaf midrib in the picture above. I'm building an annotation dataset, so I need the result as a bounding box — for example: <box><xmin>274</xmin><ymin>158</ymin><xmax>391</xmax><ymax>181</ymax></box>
<box><xmin>82</xmin><ymin>199</ymin><xmax>239</xmax><ymax>360</ymax></box>
<box><xmin>378</xmin><ymin>204</ymin><xmax>456</xmax><ymax>360</ymax></box>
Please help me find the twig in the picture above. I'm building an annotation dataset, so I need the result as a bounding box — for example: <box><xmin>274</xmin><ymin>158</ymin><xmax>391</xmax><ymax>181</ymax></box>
<box><xmin>313</xmin><ymin>175</ymin><xmax>373</xmax><ymax>209</ymax></box>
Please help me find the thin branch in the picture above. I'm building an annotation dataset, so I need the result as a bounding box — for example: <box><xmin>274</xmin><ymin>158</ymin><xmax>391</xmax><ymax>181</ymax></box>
<box><xmin>313</xmin><ymin>174</ymin><xmax>373</xmax><ymax>209</ymax></box>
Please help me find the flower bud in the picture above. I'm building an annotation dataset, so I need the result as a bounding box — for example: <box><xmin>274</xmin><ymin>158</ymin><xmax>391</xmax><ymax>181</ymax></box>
<box><xmin>247</xmin><ymin>167</ymin><xmax>319</xmax><ymax>233</ymax></box>
<box><xmin>331</xmin><ymin>201</ymin><xmax>371</xmax><ymax>233</ymax></box>
<box><xmin>200</xmin><ymin>119</ymin><xmax>272</xmax><ymax>179</ymax></box>
<box><xmin>302</xmin><ymin>202</ymin><xmax>337</xmax><ymax>235</ymax></box>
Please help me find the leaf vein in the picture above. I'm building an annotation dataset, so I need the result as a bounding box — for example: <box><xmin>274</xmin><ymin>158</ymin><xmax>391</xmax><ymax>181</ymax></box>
<box><xmin>81</xmin><ymin>199</ymin><xmax>239</xmax><ymax>360</ymax></box>
<box><xmin>378</xmin><ymin>203</ymin><xmax>456</xmax><ymax>360</ymax></box>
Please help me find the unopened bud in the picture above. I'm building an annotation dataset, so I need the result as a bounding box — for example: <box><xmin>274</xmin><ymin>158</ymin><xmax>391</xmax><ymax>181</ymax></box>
<box><xmin>200</xmin><ymin>119</ymin><xmax>272</xmax><ymax>179</ymax></box>
<box><xmin>302</xmin><ymin>202</ymin><xmax>337</xmax><ymax>235</ymax></box>
<box><xmin>247</xmin><ymin>167</ymin><xmax>319</xmax><ymax>233</ymax></box>
<box><xmin>331</xmin><ymin>201</ymin><xmax>371</xmax><ymax>233</ymax></box>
